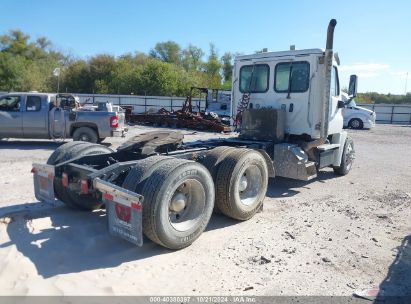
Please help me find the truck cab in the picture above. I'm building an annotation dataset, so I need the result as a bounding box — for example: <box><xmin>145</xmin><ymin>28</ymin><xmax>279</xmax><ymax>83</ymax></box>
<box><xmin>232</xmin><ymin>50</ymin><xmax>351</xmax><ymax>139</ymax></box>
<box><xmin>0</xmin><ymin>93</ymin><xmax>53</xmax><ymax>139</ymax></box>
<box><xmin>231</xmin><ymin>19</ymin><xmax>358</xmax><ymax>180</ymax></box>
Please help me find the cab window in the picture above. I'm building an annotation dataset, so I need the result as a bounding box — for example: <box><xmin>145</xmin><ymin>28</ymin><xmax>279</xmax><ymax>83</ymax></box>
<box><xmin>331</xmin><ymin>66</ymin><xmax>340</xmax><ymax>96</ymax></box>
<box><xmin>239</xmin><ymin>64</ymin><xmax>269</xmax><ymax>93</ymax></box>
<box><xmin>26</xmin><ymin>96</ymin><xmax>42</xmax><ymax>111</ymax></box>
<box><xmin>274</xmin><ymin>61</ymin><xmax>310</xmax><ymax>93</ymax></box>
<box><xmin>0</xmin><ymin>96</ymin><xmax>21</xmax><ymax>112</ymax></box>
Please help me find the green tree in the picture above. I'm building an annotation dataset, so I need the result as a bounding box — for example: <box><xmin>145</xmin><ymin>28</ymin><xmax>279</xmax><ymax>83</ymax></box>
<box><xmin>221</xmin><ymin>52</ymin><xmax>233</xmax><ymax>82</ymax></box>
<box><xmin>0</xmin><ymin>52</ymin><xmax>25</xmax><ymax>90</ymax></box>
<box><xmin>181</xmin><ymin>44</ymin><xmax>204</xmax><ymax>71</ymax></box>
<box><xmin>203</xmin><ymin>43</ymin><xmax>222</xmax><ymax>88</ymax></box>
<box><xmin>61</xmin><ymin>60</ymin><xmax>92</xmax><ymax>93</ymax></box>
<box><xmin>111</xmin><ymin>53</ymin><xmax>145</xmax><ymax>94</ymax></box>
<box><xmin>149</xmin><ymin>41</ymin><xmax>181</xmax><ymax>65</ymax></box>
<box><xmin>138</xmin><ymin>59</ymin><xmax>191</xmax><ymax>96</ymax></box>
<box><xmin>88</xmin><ymin>54</ymin><xmax>116</xmax><ymax>93</ymax></box>
<box><xmin>0</xmin><ymin>30</ymin><xmax>65</xmax><ymax>92</ymax></box>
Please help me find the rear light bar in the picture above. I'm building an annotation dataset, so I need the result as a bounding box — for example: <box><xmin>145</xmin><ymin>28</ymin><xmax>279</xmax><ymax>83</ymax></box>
<box><xmin>110</xmin><ymin>115</ymin><xmax>119</xmax><ymax>128</ymax></box>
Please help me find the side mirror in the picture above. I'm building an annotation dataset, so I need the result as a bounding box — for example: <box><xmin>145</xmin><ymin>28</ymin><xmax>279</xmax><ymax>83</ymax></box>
<box><xmin>348</xmin><ymin>75</ymin><xmax>358</xmax><ymax>98</ymax></box>
<box><xmin>337</xmin><ymin>100</ymin><xmax>345</xmax><ymax>108</ymax></box>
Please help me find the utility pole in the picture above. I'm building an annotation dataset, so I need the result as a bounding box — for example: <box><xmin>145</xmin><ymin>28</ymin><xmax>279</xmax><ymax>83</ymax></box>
<box><xmin>405</xmin><ymin>72</ymin><xmax>409</xmax><ymax>95</ymax></box>
<box><xmin>53</xmin><ymin>68</ymin><xmax>61</xmax><ymax>93</ymax></box>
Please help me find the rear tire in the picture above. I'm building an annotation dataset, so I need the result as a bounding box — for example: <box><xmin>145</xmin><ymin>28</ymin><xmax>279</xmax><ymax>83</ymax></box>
<box><xmin>122</xmin><ymin>155</ymin><xmax>174</xmax><ymax>192</ymax></box>
<box><xmin>200</xmin><ymin>146</ymin><xmax>237</xmax><ymax>179</ymax></box>
<box><xmin>215</xmin><ymin>149</ymin><xmax>268</xmax><ymax>221</ymax></box>
<box><xmin>47</xmin><ymin>141</ymin><xmax>90</xmax><ymax>208</ymax></box>
<box><xmin>46</xmin><ymin>142</ymin><xmax>113</xmax><ymax>210</ymax></box>
<box><xmin>131</xmin><ymin>159</ymin><xmax>215</xmax><ymax>249</ymax></box>
<box><xmin>47</xmin><ymin>141</ymin><xmax>89</xmax><ymax>166</ymax></box>
<box><xmin>199</xmin><ymin>146</ymin><xmax>237</xmax><ymax>213</ymax></box>
<box><xmin>72</xmin><ymin>127</ymin><xmax>98</xmax><ymax>143</ymax></box>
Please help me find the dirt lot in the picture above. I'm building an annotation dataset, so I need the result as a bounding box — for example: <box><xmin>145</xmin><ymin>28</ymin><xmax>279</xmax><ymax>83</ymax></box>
<box><xmin>0</xmin><ymin>124</ymin><xmax>410</xmax><ymax>296</ymax></box>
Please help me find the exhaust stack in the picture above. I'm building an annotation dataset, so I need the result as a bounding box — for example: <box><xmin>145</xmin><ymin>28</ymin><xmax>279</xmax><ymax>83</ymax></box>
<box><xmin>320</xmin><ymin>19</ymin><xmax>337</xmax><ymax>139</ymax></box>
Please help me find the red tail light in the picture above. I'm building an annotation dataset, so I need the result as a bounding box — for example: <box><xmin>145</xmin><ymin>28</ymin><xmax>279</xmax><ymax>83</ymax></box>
<box><xmin>103</xmin><ymin>193</ymin><xmax>114</xmax><ymax>201</ymax></box>
<box><xmin>62</xmin><ymin>173</ymin><xmax>69</xmax><ymax>187</ymax></box>
<box><xmin>110</xmin><ymin>115</ymin><xmax>119</xmax><ymax>128</ymax></box>
<box><xmin>80</xmin><ymin>180</ymin><xmax>89</xmax><ymax>194</ymax></box>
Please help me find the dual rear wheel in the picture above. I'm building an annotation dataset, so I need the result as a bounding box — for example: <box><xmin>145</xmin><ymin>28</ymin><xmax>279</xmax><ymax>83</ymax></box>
<box><xmin>121</xmin><ymin>147</ymin><xmax>268</xmax><ymax>249</ymax></box>
<box><xmin>122</xmin><ymin>157</ymin><xmax>215</xmax><ymax>249</ymax></box>
<box><xmin>48</xmin><ymin>141</ymin><xmax>269</xmax><ymax>249</ymax></box>
<box><xmin>200</xmin><ymin>147</ymin><xmax>269</xmax><ymax>220</ymax></box>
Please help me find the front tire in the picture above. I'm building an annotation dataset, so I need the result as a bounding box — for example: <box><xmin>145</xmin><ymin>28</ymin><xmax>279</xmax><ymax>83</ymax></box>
<box><xmin>349</xmin><ymin>118</ymin><xmax>363</xmax><ymax>129</ymax></box>
<box><xmin>333</xmin><ymin>137</ymin><xmax>355</xmax><ymax>176</ymax></box>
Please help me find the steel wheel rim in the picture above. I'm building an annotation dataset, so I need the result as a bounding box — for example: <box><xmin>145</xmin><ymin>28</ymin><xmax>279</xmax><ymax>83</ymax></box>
<box><xmin>80</xmin><ymin>134</ymin><xmax>90</xmax><ymax>141</ymax></box>
<box><xmin>346</xmin><ymin>142</ymin><xmax>354</xmax><ymax>170</ymax></box>
<box><xmin>238</xmin><ymin>165</ymin><xmax>263</xmax><ymax>206</ymax></box>
<box><xmin>168</xmin><ymin>179</ymin><xmax>205</xmax><ymax>232</ymax></box>
<box><xmin>351</xmin><ymin>119</ymin><xmax>360</xmax><ymax>128</ymax></box>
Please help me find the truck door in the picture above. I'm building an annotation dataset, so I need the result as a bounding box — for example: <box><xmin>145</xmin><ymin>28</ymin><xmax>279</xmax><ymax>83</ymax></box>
<box><xmin>23</xmin><ymin>95</ymin><xmax>48</xmax><ymax>138</ymax></box>
<box><xmin>0</xmin><ymin>95</ymin><xmax>23</xmax><ymax>138</ymax></box>
<box><xmin>327</xmin><ymin>66</ymin><xmax>344</xmax><ymax>134</ymax></box>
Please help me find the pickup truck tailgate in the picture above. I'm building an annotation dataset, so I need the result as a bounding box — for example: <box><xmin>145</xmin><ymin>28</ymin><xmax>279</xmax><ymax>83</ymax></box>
<box><xmin>118</xmin><ymin>112</ymin><xmax>125</xmax><ymax>128</ymax></box>
<box><xmin>93</xmin><ymin>178</ymin><xmax>144</xmax><ymax>246</ymax></box>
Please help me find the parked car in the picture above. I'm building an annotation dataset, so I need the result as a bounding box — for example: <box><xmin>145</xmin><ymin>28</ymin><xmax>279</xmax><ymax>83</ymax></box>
<box><xmin>342</xmin><ymin>93</ymin><xmax>376</xmax><ymax>129</ymax></box>
<box><xmin>0</xmin><ymin>92</ymin><xmax>127</xmax><ymax>142</ymax></box>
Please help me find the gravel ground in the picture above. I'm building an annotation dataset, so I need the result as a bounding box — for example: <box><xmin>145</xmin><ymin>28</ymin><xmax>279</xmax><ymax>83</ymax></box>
<box><xmin>0</xmin><ymin>124</ymin><xmax>410</xmax><ymax>296</ymax></box>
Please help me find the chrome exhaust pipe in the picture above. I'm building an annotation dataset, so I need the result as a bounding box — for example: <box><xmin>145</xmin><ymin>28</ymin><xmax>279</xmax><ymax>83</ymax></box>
<box><xmin>320</xmin><ymin>19</ymin><xmax>337</xmax><ymax>139</ymax></box>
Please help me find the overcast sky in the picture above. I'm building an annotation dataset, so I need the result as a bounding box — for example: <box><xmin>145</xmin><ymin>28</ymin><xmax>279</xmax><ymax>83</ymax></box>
<box><xmin>1</xmin><ymin>0</ymin><xmax>410</xmax><ymax>94</ymax></box>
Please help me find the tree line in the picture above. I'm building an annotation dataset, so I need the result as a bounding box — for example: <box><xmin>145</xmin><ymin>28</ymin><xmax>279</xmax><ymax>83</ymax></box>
<box><xmin>0</xmin><ymin>30</ymin><xmax>233</xmax><ymax>96</ymax></box>
<box><xmin>356</xmin><ymin>92</ymin><xmax>411</xmax><ymax>104</ymax></box>
<box><xmin>0</xmin><ymin>30</ymin><xmax>410</xmax><ymax>103</ymax></box>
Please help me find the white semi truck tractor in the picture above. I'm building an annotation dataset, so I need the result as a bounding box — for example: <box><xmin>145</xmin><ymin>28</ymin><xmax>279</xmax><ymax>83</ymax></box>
<box><xmin>32</xmin><ymin>19</ymin><xmax>358</xmax><ymax>249</ymax></box>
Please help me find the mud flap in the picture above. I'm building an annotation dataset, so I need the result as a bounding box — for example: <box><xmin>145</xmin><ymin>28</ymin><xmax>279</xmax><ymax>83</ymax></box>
<box><xmin>93</xmin><ymin>178</ymin><xmax>144</xmax><ymax>246</ymax></box>
<box><xmin>32</xmin><ymin>163</ymin><xmax>55</xmax><ymax>202</ymax></box>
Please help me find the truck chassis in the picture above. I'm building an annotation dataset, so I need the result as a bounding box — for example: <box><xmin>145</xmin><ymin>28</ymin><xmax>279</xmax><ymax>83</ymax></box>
<box><xmin>32</xmin><ymin>128</ymin><xmax>354</xmax><ymax>249</ymax></box>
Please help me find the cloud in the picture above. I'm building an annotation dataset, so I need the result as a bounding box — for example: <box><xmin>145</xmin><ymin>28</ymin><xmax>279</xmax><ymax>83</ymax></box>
<box><xmin>389</xmin><ymin>71</ymin><xmax>409</xmax><ymax>79</ymax></box>
<box><xmin>339</xmin><ymin>63</ymin><xmax>390</xmax><ymax>78</ymax></box>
